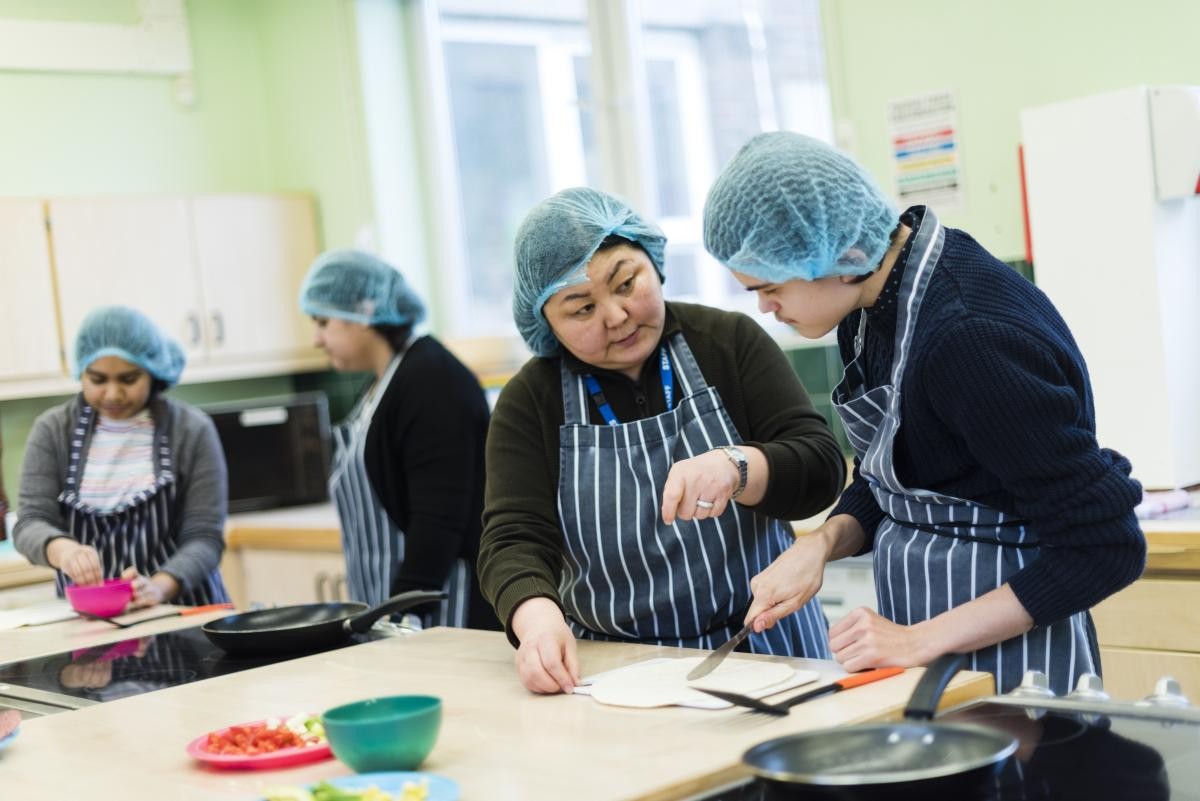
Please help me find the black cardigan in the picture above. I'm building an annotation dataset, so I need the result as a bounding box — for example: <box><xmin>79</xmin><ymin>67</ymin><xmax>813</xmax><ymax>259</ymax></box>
<box><xmin>362</xmin><ymin>335</ymin><xmax>499</xmax><ymax>629</ymax></box>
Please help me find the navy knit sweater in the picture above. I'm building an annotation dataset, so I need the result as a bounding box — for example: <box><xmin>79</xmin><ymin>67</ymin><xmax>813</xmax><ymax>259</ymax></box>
<box><xmin>831</xmin><ymin>209</ymin><xmax>1146</xmax><ymax>627</ymax></box>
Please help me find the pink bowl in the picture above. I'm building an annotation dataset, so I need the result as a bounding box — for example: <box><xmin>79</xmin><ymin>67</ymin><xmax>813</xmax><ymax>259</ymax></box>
<box><xmin>66</xmin><ymin>578</ymin><xmax>133</xmax><ymax>617</ymax></box>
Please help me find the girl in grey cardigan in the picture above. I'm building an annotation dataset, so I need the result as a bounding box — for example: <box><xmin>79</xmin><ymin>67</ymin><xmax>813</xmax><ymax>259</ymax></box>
<box><xmin>14</xmin><ymin>306</ymin><xmax>229</xmax><ymax>608</ymax></box>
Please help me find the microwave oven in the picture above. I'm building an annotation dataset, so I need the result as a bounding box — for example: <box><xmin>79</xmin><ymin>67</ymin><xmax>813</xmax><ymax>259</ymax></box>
<box><xmin>202</xmin><ymin>393</ymin><xmax>331</xmax><ymax>513</ymax></box>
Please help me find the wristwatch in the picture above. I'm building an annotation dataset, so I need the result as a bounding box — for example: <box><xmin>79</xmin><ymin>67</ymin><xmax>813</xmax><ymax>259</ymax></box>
<box><xmin>718</xmin><ymin>445</ymin><xmax>748</xmax><ymax>499</ymax></box>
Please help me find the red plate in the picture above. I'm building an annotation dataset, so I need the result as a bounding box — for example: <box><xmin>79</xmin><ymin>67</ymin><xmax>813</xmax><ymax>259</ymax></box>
<box><xmin>186</xmin><ymin>717</ymin><xmax>332</xmax><ymax>771</ymax></box>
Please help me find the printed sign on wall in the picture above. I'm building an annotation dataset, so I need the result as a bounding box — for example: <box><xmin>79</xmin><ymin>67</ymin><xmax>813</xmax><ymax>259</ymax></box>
<box><xmin>886</xmin><ymin>90</ymin><xmax>963</xmax><ymax>210</ymax></box>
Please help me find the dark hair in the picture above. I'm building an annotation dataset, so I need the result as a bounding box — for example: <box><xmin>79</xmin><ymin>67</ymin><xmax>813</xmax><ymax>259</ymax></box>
<box><xmin>597</xmin><ymin>234</ymin><xmax>650</xmax><ymax>258</ymax></box>
<box><xmin>373</xmin><ymin>323</ymin><xmax>415</xmax><ymax>353</ymax></box>
<box><xmin>848</xmin><ymin>222</ymin><xmax>905</xmax><ymax>284</ymax></box>
<box><xmin>150</xmin><ymin>378</ymin><xmax>169</xmax><ymax>397</ymax></box>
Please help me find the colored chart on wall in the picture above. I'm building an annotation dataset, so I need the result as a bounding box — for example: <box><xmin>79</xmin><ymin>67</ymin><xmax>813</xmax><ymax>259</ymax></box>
<box><xmin>886</xmin><ymin>90</ymin><xmax>964</xmax><ymax>211</ymax></box>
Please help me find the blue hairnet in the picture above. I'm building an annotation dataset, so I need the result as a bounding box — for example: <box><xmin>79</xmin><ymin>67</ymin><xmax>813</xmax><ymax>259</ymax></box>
<box><xmin>299</xmin><ymin>249</ymin><xmax>426</xmax><ymax>327</ymax></box>
<box><xmin>703</xmin><ymin>132</ymin><xmax>897</xmax><ymax>282</ymax></box>
<box><xmin>73</xmin><ymin>306</ymin><xmax>186</xmax><ymax>387</ymax></box>
<box><xmin>513</xmin><ymin>187</ymin><xmax>667</xmax><ymax>357</ymax></box>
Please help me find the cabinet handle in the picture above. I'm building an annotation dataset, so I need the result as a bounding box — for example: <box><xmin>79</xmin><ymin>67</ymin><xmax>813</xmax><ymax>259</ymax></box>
<box><xmin>211</xmin><ymin>311</ymin><xmax>226</xmax><ymax>346</ymax></box>
<box><xmin>333</xmin><ymin>574</ymin><xmax>348</xmax><ymax>602</ymax></box>
<box><xmin>314</xmin><ymin>571</ymin><xmax>328</xmax><ymax>602</ymax></box>
<box><xmin>186</xmin><ymin>313</ymin><xmax>202</xmax><ymax>346</ymax></box>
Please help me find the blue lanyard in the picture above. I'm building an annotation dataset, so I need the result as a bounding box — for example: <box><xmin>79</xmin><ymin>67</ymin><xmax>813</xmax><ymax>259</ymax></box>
<box><xmin>584</xmin><ymin>346</ymin><xmax>675</xmax><ymax>427</ymax></box>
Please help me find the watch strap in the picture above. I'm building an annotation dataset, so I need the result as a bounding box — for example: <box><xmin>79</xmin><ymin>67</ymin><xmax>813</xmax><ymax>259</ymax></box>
<box><xmin>720</xmin><ymin>446</ymin><xmax>748</xmax><ymax>499</ymax></box>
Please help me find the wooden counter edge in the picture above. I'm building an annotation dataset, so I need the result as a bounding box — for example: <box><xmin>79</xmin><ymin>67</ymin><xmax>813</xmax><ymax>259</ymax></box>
<box><xmin>225</xmin><ymin>526</ymin><xmax>341</xmax><ymax>552</ymax></box>
<box><xmin>0</xmin><ymin>561</ymin><xmax>56</xmax><ymax>590</ymax></box>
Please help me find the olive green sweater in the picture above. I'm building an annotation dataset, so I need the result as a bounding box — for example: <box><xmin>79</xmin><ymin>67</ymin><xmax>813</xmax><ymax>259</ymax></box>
<box><xmin>479</xmin><ymin>301</ymin><xmax>846</xmax><ymax>642</ymax></box>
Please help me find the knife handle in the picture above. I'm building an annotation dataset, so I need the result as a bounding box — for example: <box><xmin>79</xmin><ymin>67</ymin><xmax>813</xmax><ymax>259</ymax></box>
<box><xmin>180</xmin><ymin>603</ymin><xmax>235</xmax><ymax>616</ymax></box>
<box><xmin>834</xmin><ymin>666</ymin><xmax>904</xmax><ymax>690</ymax></box>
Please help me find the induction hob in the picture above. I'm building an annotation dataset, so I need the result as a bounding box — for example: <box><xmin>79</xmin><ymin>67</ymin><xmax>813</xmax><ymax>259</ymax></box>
<box><xmin>0</xmin><ymin>622</ymin><xmax>405</xmax><ymax>715</ymax></box>
<box><xmin>683</xmin><ymin>673</ymin><xmax>1200</xmax><ymax>801</ymax></box>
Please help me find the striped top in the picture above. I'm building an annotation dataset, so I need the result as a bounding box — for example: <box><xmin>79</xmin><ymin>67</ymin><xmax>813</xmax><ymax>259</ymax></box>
<box><xmin>77</xmin><ymin>409</ymin><xmax>157</xmax><ymax>511</ymax></box>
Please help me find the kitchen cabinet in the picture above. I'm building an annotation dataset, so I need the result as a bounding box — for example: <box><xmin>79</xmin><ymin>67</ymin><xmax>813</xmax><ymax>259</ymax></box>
<box><xmin>0</xmin><ymin>200</ymin><xmax>64</xmax><ymax>380</ymax></box>
<box><xmin>0</xmin><ymin>192</ymin><xmax>324</xmax><ymax>399</ymax></box>
<box><xmin>50</xmin><ymin>196</ymin><xmax>204</xmax><ymax>361</ymax></box>
<box><xmin>220</xmin><ymin>505</ymin><xmax>346</xmax><ymax>608</ymax></box>
<box><xmin>1091</xmin><ymin>521</ymin><xmax>1200</xmax><ymax>701</ymax></box>
<box><xmin>223</xmin><ymin>545</ymin><xmax>348</xmax><ymax>608</ymax></box>
<box><xmin>50</xmin><ymin>194</ymin><xmax>322</xmax><ymax>377</ymax></box>
<box><xmin>190</xmin><ymin>194</ymin><xmax>319</xmax><ymax>367</ymax></box>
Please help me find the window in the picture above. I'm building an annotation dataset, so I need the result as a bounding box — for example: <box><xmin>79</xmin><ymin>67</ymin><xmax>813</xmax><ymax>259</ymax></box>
<box><xmin>405</xmin><ymin>0</ymin><xmax>832</xmax><ymax>340</ymax></box>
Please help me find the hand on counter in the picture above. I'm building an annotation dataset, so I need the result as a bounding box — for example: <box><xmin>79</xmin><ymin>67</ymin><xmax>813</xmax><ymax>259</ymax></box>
<box><xmin>46</xmin><ymin>538</ymin><xmax>103</xmax><ymax>586</ymax></box>
<box><xmin>512</xmin><ymin>596</ymin><xmax>580</xmax><ymax>694</ymax></box>
<box><xmin>121</xmin><ymin>566</ymin><xmax>180</xmax><ymax>610</ymax></box>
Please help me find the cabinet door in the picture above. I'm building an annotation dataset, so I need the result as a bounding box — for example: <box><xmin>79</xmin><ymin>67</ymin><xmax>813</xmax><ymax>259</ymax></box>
<box><xmin>235</xmin><ymin>549</ymin><xmax>348</xmax><ymax>607</ymax></box>
<box><xmin>0</xmin><ymin>200</ymin><xmax>63</xmax><ymax>379</ymax></box>
<box><xmin>49</xmin><ymin>197</ymin><xmax>205</xmax><ymax>364</ymax></box>
<box><xmin>191</xmin><ymin>194</ymin><xmax>320</xmax><ymax>364</ymax></box>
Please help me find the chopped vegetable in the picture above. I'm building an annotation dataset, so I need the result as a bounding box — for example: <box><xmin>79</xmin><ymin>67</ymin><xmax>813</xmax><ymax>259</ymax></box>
<box><xmin>265</xmin><ymin>778</ymin><xmax>429</xmax><ymax>801</ymax></box>
<box><xmin>202</xmin><ymin>713</ymin><xmax>325</xmax><ymax>755</ymax></box>
<box><xmin>264</xmin><ymin>788</ymin><xmax>315</xmax><ymax>801</ymax></box>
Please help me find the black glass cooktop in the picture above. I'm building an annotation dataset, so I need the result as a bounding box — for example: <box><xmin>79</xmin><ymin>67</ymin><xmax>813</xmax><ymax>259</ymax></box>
<box><xmin>686</xmin><ymin>701</ymin><xmax>1200</xmax><ymax>801</ymax></box>
<box><xmin>0</xmin><ymin>624</ymin><xmax>374</xmax><ymax>709</ymax></box>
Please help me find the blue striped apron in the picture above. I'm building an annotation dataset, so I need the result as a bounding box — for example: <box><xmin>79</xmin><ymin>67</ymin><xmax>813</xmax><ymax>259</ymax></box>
<box><xmin>557</xmin><ymin>332</ymin><xmax>831</xmax><ymax>657</ymax></box>
<box><xmin>832</xmin><ymin>208</ymin><xmax>1096</xmax><ymax>694</ymax></box>
<box><xmin>329</xmin><ymin>350</ymin><xmax>470</xmax><ymax>628</ymax></box>
<box><xmin>57</xmin><ymin>400</ymin><xmax>229</xmax><ymax>606</ymax></box>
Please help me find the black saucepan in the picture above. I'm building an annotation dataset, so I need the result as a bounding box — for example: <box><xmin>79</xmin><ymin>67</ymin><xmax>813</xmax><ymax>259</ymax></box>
<box><xmin>201</xmin><ymin>590</ymin><xmax>447</xmax><ymax>657</ymax></box>
<box><xmin>742</xmin><ymin>653</ymin><xmax>1017</xmax><ymax>801</ymax></box>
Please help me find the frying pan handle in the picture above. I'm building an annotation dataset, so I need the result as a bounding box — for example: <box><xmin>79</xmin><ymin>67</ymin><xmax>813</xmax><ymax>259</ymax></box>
<box><xmin>344</xmin><ymin>590</ymin><xmax>448</xmax><ymax>634</ymax></box>
<box><xmin>903</xmin><ymin>652</ymin><xmax>968</xmax><ymax>721</ymax></box>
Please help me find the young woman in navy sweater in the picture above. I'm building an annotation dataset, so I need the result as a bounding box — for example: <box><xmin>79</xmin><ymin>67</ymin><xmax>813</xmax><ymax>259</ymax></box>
<box><xmin>703</xmin><ymin>132</ymin><xmax>1145</xmax><ymax>693</ymax></box>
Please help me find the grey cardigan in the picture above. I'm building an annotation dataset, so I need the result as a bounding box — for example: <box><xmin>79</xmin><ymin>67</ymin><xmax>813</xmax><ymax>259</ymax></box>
<box><xmin>13</xmin><ymin>395</ymin><xmax>227</xmax><ymax>592</ymax></box>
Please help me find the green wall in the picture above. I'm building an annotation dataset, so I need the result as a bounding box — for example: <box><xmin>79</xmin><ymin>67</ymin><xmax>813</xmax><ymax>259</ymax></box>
<box><xmin>0</xmin><ymin>0</ymin><xmax>374</xmax><ymax>505</ymax></box>
<box><xmin>0</xmin><ymin>0</ymin><xmax>372</xmax><ymax>243</ymax></box>
<box><xmin>820</xmin><ymin>0</ymin><xmax>1200</xmax><ymax>261</ymax></box>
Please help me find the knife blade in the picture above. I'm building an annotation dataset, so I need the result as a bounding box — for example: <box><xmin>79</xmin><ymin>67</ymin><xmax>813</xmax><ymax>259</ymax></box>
<box><xmin>686</xmin><ymin>621</ymin><xmax>754</xmax><ymax>681</ymax></box>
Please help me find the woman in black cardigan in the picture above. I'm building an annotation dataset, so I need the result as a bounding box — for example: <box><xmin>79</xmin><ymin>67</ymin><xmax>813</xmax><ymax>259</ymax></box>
<box><xmin>299</xmin><ymin>249</ymin><xmax>498</xmax><ymax>630</ymax></box>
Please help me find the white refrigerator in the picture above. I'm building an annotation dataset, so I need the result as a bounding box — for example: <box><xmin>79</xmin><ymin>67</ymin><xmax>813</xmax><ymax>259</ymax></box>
<box><xmin>1021</xmin><ymin>86</ymin><xmax>1200</xmax><ymax>490</ymax></box>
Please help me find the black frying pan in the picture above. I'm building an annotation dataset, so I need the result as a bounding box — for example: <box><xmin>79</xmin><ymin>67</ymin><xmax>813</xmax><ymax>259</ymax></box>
<box><xmin>743</xmin><ymin>653</ymin><xmax>1017</xmax><ymax>801</ymax></box>
<box><xmin>201</xmin><ymin>590</ymin><xmax>447</xmax><ymax>657</ymax></box>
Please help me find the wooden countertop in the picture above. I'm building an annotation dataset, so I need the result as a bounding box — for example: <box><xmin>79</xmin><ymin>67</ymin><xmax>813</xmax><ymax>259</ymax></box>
<box><xmin>3</xmin><ymin>627</ymin><xmax>994</xmax><ymax>799</ymax></box>
<box><xmin>224</xmin><ymin>503</ymin><xmax>341</xmax><ymax>552</ymax></box>
<box><xmin>0</xmin><ymin>604</ymin><xmax>236</xmax><ymax>663</ymax></box>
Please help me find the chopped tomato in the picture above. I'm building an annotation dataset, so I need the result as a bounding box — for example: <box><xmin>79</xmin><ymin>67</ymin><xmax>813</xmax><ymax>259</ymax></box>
<box><xmin>203</xmin><ymin>722</ymin><xmax>308</xmax><ymax>755</ymax></box>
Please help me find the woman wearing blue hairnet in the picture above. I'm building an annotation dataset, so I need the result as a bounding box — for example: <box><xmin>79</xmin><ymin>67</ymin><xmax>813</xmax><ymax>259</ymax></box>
<box><xmin>479</xmin><ymin>187</ymin><xmax>846</xmax><ymax>694</ymax></box>
<box><xmin>703</xmin><ymin>132</ymin><xmax>1145</xmax><ymax>694</ymax></box>
<box><xmin>14</xmin><ymin>306</ymin><xmax>230</xmax><ymax>608</ymax></box>
<box><xmin>299</xmin><ymin>250</ymin><xmax>498</xmax><ymax>630</ymax></box>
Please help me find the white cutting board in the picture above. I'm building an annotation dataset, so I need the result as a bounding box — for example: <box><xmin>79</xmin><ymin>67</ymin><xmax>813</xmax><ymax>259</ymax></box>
<box><xmin>574</xmin><ymin>656</ymin><xmax>819</xmax><ymax>709</ymax></box>
<box><xmin>0</xmin><ymin>600</ymin><xmax>77</xmax><ymax>630</ymax></box>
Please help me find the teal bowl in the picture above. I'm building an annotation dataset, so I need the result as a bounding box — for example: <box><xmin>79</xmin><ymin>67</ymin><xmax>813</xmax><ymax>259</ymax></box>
<box><xmin>321</xmin><ymin>695</ymin><xmax>442</xmax><ymax>773</ymax></box>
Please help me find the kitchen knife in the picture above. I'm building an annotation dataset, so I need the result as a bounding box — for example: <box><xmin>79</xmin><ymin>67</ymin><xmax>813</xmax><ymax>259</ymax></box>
<box><xmin>698</xmin><ymin>666</ymin><xmax>905</xmax><ymax>714</ymax></box>
<box><xmin>686</xmin><ymin>621</ymin><xmax>754</xmax><ymax>681</ymax></box>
